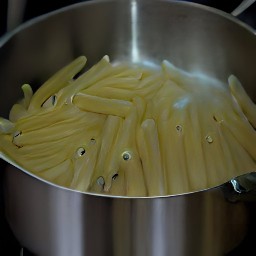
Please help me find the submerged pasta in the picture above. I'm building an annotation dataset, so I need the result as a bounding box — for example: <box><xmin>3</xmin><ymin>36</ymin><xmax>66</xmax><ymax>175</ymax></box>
<box><xmin>0</xmin><ymin>55</ymin><xmax>255</xmax><ymax>196</ymax></box>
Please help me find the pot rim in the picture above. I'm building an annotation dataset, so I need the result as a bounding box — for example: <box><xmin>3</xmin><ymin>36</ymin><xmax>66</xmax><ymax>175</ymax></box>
<box><xmin>0</xmin><ymin>0</ymin><xmax>255</xmax><ymax>47</ymax></box>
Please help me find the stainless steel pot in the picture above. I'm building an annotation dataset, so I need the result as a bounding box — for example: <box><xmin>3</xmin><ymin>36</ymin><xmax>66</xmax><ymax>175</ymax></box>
<box><xmin>0</xmin><ymin>0</ymin><xmax>256</xmax><ymax>255</ymax></box>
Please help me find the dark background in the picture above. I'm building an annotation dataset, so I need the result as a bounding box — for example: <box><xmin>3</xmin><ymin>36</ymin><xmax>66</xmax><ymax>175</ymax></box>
<box><xmin>0</xmin><ymin>0</ymin><xmax>255</xmax><ymax>255</ymax></box>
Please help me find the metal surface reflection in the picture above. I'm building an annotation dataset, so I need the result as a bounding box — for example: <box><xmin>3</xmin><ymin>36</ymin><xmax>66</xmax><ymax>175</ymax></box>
<box><xmin>4</xmin><ymin>165</ymin><xmax>249</xmax><ymax>256</ymax></box>
<box><xmin>131</xmin><ymin>0</ymin><xmax>139</xmax><ymax>63</ymax></box>
<box><xmin>0</xmin><ymin>1</ymin><xmax>256</xmax><ymax>255</ymax></box>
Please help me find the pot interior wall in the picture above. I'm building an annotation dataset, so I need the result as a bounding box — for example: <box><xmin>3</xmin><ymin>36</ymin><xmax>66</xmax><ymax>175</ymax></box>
<box><xmin>0</xmin><ymin>1</ymin><xmax>255</xmax><ymax>255</ymax></box>
<box><xmin>0</xmin><ymin>0</ymin><xmax>255</xmax><ymax>119</ymax></box>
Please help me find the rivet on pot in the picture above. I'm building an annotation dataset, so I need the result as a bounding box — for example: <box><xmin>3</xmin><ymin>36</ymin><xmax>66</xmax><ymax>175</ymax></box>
<box><xmin>90</xmin><ymin>138</ymin><xmax>96</xmax><ymax>145</ymax></box>
<box><xmin>97</xmin><ymin>176</ymin><xmax>105</xmax><ymax>187</ymax></box>
<box><xmin>176</xmin><ymin>125</ymin><xmax>183</xmax><ymax>133</ymax></box>
<box><xmin>41</xmin><ymin>95</ymin><xmax>57</xmax><ymax>108</ymax></box>
<box><xmin>205</xmin><ymin>135</ymin><xmax>213</xmax><ymax>144</ymax></box>
<box><xmin>76</xmin><ymin>147</ymin><xmax>86</xmax><ymax>157</ymax></box>
<box><xmin>13</xmin><ymin>131</ymin><xmax>22</xmax><ymax>138</ymax></box>
<box><xmin>12</xmin><ymin>131</ymin><xmax>23</xmax><ymax>148</ymax></box>
<box><xmin>122</xmin><ymin>151</ymin><xmax>132</xmax><ymax>161</ymax></box>
<box><xmin>112</xmin><ymin>173</ymin><xmax>119</xmax><ymax>180</ymax></box>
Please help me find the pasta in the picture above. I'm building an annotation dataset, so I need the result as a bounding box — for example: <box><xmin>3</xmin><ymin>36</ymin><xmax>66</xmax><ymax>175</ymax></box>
<box><xmin>0</xmin><ymin>55</ymin><xmax>255</xmax><ymax>196</ymax></box>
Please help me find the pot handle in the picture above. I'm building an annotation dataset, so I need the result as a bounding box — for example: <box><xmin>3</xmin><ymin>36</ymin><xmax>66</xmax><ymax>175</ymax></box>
<box><xmin>222</xmin><ymin>172</ymin><xmax>256</xmax><ymax>202</ymax></box>
<box><xmin>231</xmin><ymin>0</ymin><xmax>256</xmax><ymax>16</ymax></box>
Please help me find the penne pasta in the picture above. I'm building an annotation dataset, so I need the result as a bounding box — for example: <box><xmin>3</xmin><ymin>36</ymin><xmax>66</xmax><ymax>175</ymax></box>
<box><xmin>73</xmin><ymin>93</ymin><xmax>132</xmax><ymax>117</ymax></box>
<box><xmin>228</xmin><ymin>75</ymin><xmax>256</xmax><ymax>128</ymax></box>
<box><xmin>89</xmin><ymin>115</ymin><xmax>122</xmax><ymax>193</ymax></box>
<box><xmin>138</xmin><ymin>119</ymin><xmax>165</xmax><ymax>196</ymax></box>
<box><xmin>28</xmin><ymin>56</ymin><xmax>87</xmax><ymax>112</ymax></box>
<box><xmin>0</xmin><ymin>56</ymin><xmax>255</xmax><ymax>197</ymax></box>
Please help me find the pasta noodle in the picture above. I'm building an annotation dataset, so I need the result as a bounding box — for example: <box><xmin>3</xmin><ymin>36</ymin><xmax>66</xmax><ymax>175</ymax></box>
<box><xmin>0</xmin><ymin>55</ymin><xmax>255</xmax><ymax>196</ymax></box>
